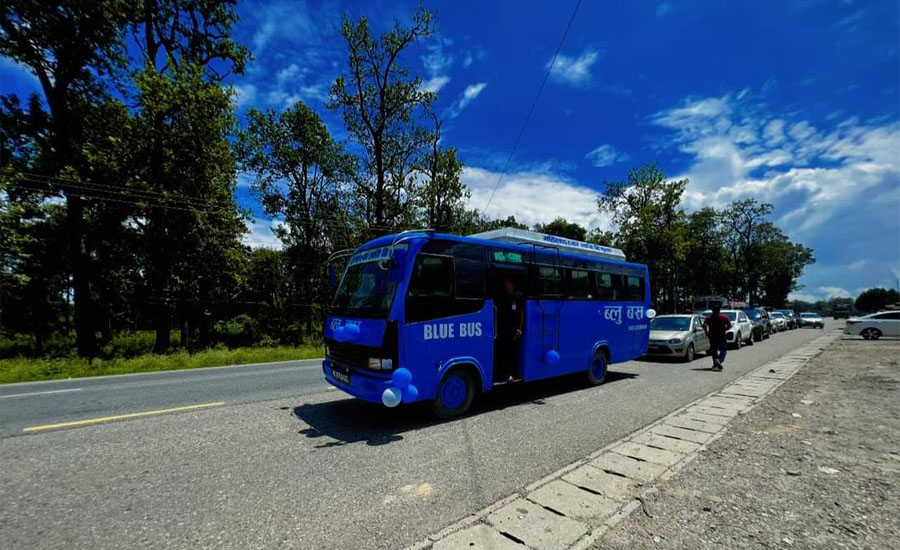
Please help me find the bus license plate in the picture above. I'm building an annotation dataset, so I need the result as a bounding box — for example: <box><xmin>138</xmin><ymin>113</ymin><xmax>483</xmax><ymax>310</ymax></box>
<box><xmin>331</xmin><ymin>368</ymin><xmax>350</xmax><ymax>385</ymax></box>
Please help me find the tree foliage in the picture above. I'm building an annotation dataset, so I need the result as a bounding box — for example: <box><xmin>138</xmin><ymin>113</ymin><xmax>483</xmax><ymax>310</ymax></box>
<box><xmin>855</xmin><ymin>287</ymin><xmax>899</xmax><ymax>313</ymax></box>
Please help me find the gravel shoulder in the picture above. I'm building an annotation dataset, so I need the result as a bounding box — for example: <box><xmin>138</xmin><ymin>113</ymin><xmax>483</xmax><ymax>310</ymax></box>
<box><xmin>596</xmin><ymin>336</ymin><xmax>900</xmax><ymax>549</ymax></box>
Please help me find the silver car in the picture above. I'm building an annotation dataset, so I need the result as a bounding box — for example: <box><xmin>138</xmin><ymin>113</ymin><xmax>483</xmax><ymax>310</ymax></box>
<box><xmin>646</xmin><ymin>314</ymin><xmax>710</xmax><ymax>362</ymax></box>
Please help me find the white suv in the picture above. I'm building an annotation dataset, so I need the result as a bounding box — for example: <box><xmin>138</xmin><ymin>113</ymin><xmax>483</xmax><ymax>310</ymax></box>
<box><xmin>845</xmin><ymin>311</ymin><xmax>900</xmax><ymax>340</ymax></box>
<box><xmin>705</xmin><ymin>309</ymin><xmax>754</xmax><ymax>348</ymax></box>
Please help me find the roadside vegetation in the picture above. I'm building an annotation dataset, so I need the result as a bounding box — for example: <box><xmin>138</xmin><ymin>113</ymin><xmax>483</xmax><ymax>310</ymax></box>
<box><xmin>0</xmin><ymin>341</ymin><xmax>323</xmax><ymax>384</ymax></box>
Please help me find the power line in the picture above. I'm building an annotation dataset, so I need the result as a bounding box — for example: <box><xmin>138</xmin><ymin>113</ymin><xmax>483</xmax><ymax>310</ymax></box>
<box><xmin>482</xmin><ymin>0</ymin><xmax>583</xmax><ymax>213</ymax></box>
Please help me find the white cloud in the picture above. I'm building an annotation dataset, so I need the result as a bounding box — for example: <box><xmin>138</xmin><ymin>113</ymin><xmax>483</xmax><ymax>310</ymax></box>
<box><xmin>244</xmin><ymin>218</ymin><xmax>285</xmax><ymax>249</ymax></box>
<box><xmin>547</xmin><ymin>49</ymin><xmax>602</xmax><ymax>86</ymax></box>
<box><xmin>448</xmin><ymin>82</ymin><xmax>488</xmax><ymax>117</ymax></box>
<box><xmin>463</xmin><ymin>166</ymin><xmax>613</xmax><ymax>232</ymax></box>
<box><xmin>422</xmin><ymin>76</ymin><xmax>451</xmax><ymax>94</ymax></box>
<box><xmin>586</xmin><ymin>144</ymin><xmax>630</xmax><ymax>167</ymax></box>
<box><xmin>252</xmin><ymin>1</ymin><xmax>318</xmax><ymax>53</ymax></box>
<box><xmin>265</xmin><ymin>62</ymin><xmax>329</xmax><ymax>106</ymax></box>
<box><xmin>421</xmin><ymin>39</ymin><xmax>454</xmax><ymax>94</ymax></box>
<box><xmin>232</xmin><ymin>84</ymin><xmax>257</xmax><ymax>107</ymax></box>
<box><xmin>651</xmin><ymin>93</ymin><xmax>900</xmax><ymax>301</ymax></box>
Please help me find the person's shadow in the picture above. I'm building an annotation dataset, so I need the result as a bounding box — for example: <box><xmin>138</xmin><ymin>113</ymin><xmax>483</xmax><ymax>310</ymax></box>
<box><xmin>291</xmin><ymin>370</ymin><xmax>638</xmax><ymax>447</ymax></box>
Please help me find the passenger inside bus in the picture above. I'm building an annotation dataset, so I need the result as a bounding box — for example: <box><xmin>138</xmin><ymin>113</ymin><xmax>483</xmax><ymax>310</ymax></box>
<box><xmin>495</xmin><ymin>276</ymin><xmax>524</xmax><ymax>382</ymax></box>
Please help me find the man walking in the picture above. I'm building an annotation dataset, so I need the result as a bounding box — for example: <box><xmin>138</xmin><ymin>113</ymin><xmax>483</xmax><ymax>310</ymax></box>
<box><xmin>703</xmin><ymin>302</ymin><xmax>732</xmax><ymax>371</ymax></box>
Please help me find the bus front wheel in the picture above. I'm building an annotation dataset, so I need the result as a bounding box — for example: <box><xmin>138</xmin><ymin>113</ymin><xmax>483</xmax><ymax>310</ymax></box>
<box><xmin>432</xmin><ymin>369</ymin><xmax>475</xmax><ymax>419</ymax></box>
<box><xmin>586</xmin><ymin>352</ymin><xmax>608</xmax><ymax>386</ymax></box>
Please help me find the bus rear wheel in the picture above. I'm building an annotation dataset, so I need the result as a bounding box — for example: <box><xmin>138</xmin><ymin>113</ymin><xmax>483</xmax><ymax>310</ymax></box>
<box><xmin>586</xmin><ymin>352</ymin><xmax>608</xmax><ymax>386</ymax></box>
<box><xmin>432</xmin><ymin>369</ymin><xmax>475</xmax><ymax>419</ymax></box>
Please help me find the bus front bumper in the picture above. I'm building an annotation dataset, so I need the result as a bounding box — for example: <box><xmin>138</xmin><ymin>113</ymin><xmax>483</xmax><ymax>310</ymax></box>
<box><xmin>323</xmin><ymin>359</ymin><xmax>393</xmax><ymax>404</ymax></box>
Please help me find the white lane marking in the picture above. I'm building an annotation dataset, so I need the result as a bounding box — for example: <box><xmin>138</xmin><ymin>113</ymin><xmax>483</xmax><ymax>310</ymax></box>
<box><xmin>0</xmin><ymin>388</ymin><xmax>83</xmax><ymax>399</ymax></box>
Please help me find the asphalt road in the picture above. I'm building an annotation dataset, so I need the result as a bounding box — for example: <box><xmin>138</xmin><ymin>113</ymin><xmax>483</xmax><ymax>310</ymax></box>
<box><xmin>0</xmin><ymin>323</ymin><xmax>840</xmax><ymax>550</ymax></box>
<box><xmin>0</xmin><ymin>359</ymin><xmax>327</xmax><ymax>437</ymax></box>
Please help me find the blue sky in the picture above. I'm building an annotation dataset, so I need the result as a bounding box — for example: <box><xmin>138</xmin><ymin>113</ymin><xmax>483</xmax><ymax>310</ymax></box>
<box><xmin>2</xmin><ymin>0</ymin><xmax>898</xmax><ymax>301</ymax></box>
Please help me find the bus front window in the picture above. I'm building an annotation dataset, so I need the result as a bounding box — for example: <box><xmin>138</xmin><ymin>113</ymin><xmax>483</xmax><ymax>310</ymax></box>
<box><xmin>332</xmin><ymin>245</ymin><xmax>405</xmax><ymax>317</ymax></box>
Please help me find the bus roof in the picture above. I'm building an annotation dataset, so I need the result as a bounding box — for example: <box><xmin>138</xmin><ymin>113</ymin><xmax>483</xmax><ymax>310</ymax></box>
<box><xmin>469</xmin><ymin>228</ymin><xmax>627</xmax><ymax>262</ymax></box>
<box><xmin>356</xmin><ymin>229</ymin><xmax>641</xmax><ymax>268</ymax></box>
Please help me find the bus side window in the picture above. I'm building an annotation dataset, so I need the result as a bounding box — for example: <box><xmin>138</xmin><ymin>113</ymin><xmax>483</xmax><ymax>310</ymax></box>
<box><xmin>568</xmin><ymin>269</ymin><xmax>592</xmax><ymax>299</ymax></box>
<box><xmin>453</xmin><ymin>244</ymin><xmax>486</xmax><ymax>299</ymax></box>
<box><xmin>537</xmin><ymin>265</ymin><xmax>563</xmax><ymax>297</ymax></box>
<box><xmin>624</xmin><ymin>275</ymin><xmax>643</xmax><ymax>301</ymax></box>
<box><xmin>406</xmin><ymin>254</ymin><xmax>455</xmax><ymax>322</ymax></box>
<box><xmin>595</xmin><ymin>272</ymin><xmax>616</xmax><ymax>301</ymax></box>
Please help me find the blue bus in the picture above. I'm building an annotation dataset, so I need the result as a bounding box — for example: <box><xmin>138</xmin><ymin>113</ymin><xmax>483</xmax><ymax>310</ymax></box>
<box><xmin>323</xmin><ymin>228</ymin><xmax>652</xmax><ymax>418</ymax></box>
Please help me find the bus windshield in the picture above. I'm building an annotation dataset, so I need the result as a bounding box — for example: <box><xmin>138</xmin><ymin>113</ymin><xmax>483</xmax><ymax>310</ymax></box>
<box><xmin>332</xmin><ymin>245</ymin><xmax>407</xmax><ymax>318</ymax></box>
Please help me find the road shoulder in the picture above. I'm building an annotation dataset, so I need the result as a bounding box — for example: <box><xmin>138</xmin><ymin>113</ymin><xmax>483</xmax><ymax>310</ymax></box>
<box><xmin>596</xmin><ymin>336</ymin><xmax>900</xmax><ymax>549</ymax></box>
<box><xmin>406</xmin><ymin>332</ymin><xmax>841</xmax><ymax>550</ymax></box>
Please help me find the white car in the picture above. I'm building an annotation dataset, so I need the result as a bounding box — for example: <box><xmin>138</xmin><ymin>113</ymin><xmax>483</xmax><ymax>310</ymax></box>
<box><xmin>705</xmin><ymin>309</ymin><xmax>754</xmax><ymax>349</ymax></box>
<box><xmin>845</xmin><ymin>311</ymin><xmax>900</xmax><ymax>340</ymax></box>
<box><xmin>769</xmin><ymin>311</ymin><xmax>787</xmax><ymax>332</ymax></box>
<box><xmin>799</xmin><ymin>312</ymin><xmax>825</xmax><ymax>329</ymax></box>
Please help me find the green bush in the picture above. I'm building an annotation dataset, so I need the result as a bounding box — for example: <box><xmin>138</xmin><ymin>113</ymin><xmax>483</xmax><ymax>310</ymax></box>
<box><xmin>0</xmin><ymin>344</ymin><xmax>325</xmax><ymax>383</ymax></box>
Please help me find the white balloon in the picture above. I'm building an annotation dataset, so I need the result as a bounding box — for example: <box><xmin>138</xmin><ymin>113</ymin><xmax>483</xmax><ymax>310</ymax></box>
<box><xmin>646</xmin><ymin>308</ymin><xmax>657</xmax><ymax>319</ymax></box>
<box><xmin>381</xmin><ymin>387</ymin><xmax>402</xmax><ymax>408</ymax></box>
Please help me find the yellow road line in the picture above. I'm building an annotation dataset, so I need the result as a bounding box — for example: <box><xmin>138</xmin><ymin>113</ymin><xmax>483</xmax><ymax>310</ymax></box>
<box><xmin>23</xmin><ymin>402</ymin><xmax>226</xmax><ymax>433</ymax></box>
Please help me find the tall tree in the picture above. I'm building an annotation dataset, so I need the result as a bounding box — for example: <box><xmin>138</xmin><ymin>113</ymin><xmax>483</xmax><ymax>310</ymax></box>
<box><xmin>237</xmin><ymin>102</ymin><xmax>355</xmax><ymax>335</ymax></box>
<box><xmin>683</xmin><ymin>207</ymin><xmax>734</xmax><ymax>299</ymax></box>
<box><xmin>598</xmin><ymin>162</ymin><xmax>688</xmax><ymax>311</ymax></box>
<box><xmin>719</xmin><ymin>198</ymin><xmax>774</xmax><ymax>305</ymax></box>
<box><xmin>758</xmin><ymin>238</ymin><xmax>814</xmax><ymax>307</ymax></box>
<box><xmin>1</xmin><ymin>0</ymin><xmax>129</xmax><ymax>356</ymax></box>
<box><xmin>129</xmin><ymin>0</ymin><xmax>249</xmax><ymax>352</ymax></box>
<box><xmin>418</xmin><ymin>115</ymin><xmax>467</xmax><ymax>231</ymax></box>
<box><xmin>328</xmin><ymin>7</ymin><xmax>436</xmax><ymax>231</ymax></box>
<box><xmin>855</xmin><ymin>287</ymin><xmax>899</xmax><ymax>313</ymax></box>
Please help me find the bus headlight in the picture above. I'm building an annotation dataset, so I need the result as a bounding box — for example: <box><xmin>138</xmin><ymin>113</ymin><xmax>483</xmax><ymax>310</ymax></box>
<box><xmin>668</xmin><ymin>338</ymin><xmax>682</xmax><ymax>344</ymax></box>
<box><xmin>368</xmin><ymin>357</ymin><xmax>393</xmax><ymax>370</ymax></box>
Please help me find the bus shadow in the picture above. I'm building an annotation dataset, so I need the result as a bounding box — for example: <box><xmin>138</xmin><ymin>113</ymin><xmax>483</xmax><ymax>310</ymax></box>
<box><xmin>291</xmin><ymin>370</ymin><xmax>638</xmax><ymax>448</ymax></box>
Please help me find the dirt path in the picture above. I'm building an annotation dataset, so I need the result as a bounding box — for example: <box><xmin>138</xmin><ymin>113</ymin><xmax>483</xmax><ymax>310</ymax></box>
<box><xmin>596</xmin><ymin>337</ymin><xmax>900</xmax><ymax>549</ymax></box>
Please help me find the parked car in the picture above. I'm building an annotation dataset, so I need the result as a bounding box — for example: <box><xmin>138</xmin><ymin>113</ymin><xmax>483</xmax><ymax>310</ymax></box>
<box><xmin>769</xmin><ymin>311</ymin><xmax>787</xmax><ymax>332</ymax></box>
<box><xmin>646</xmin><ymin>314</ymin><xmax>710</xmax><ymax>362</ymax></box>
<box><xmin>845</xmin><ymin>311</ymin><xmax>900</xmax><ymax>339</ymax></box>
<box><xmin>720</xmin><ymin>309</ymin><xmax>754</xmax><ymax>348</ymax></box>
<box><xmin>799</xmin><ymin>312</ymin><xmax>825</xmax><ymax>329</ymax></box>
<box><xmin>742</xmin><ymin>307</ymin><xmax>772</xmax><ymax>341</ymax></box>
<box><xmin>778</xmin><ymin>310</ymin><xmax>800</xmax><ymax>329</ymax></box>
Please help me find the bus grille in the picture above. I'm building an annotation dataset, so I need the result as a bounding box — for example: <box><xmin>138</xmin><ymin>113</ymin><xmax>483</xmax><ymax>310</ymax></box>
<box><xmin>328</xmin><ymin>342</ymin><xmax>369</xmax><ymax>369</ymax></box>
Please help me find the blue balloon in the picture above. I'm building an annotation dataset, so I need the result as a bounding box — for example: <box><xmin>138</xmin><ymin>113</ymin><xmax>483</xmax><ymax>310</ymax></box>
<box><xmin>402</xmin><ymin>384</ymin><xmax>419</xmax><ymax>403</ymax></box>
<box><xmin>391</xmin><ymin>368</ymin><xmax>413</xmax><ymax>389</ymax></box>
<box><xmin>344</xmin><ymin>323</ymin><xmax>360</xmax><ymax>340</ymax></box>
<box><xmin>334</xmin><ymin>325</ymin><xmax>346</xmax><ymax>342</ymax></box>
<box><xmin>381</xmin><ymin>387</ymin><xmax>402</xmax><ymax>408</ymax></box>
<box><xmin>546</xmin><ymin>349</ymin><xmax>561</xmax><ymax>366</ymax></box>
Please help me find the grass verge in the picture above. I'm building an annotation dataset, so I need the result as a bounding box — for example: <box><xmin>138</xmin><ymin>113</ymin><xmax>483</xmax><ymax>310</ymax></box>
<box><xmin>0</xmin><ymin>345</ymin><xmax>324</xmax><ymax>384</ymax></box>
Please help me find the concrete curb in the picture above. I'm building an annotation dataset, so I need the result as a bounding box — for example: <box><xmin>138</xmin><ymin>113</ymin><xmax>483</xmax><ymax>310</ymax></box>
<box><xmin>404</xmin><ymin>331</ymin><xmax>840</xmax><ymax>550</ymax></box>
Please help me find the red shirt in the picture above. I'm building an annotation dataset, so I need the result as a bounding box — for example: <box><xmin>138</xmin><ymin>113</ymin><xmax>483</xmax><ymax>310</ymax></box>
<box><xmin>703</xmin><ymin>313</ymin><xmax>732</xmax><ymax>342</ymax></box>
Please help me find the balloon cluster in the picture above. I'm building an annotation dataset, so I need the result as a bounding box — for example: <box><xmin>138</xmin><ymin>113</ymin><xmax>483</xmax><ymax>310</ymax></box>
<box><xmin>333</xmin><ymin>323</ymin><xmax>360</xmax><ymax>342</ymax></box>
<box><xmin>382</xmin><ymin>368</ymin><xmax>418</xmax><ymax>408</ymax></box>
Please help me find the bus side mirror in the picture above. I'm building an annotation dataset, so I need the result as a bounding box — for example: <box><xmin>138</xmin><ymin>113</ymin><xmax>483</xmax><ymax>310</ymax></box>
<box><xmin>328</xmin><ymin>265</ymin><xmax>336</xmax><ymax>288</ymax></box>
<box><xmin>387</xmin><ymin>249</ymin><xmax>407</xmax><ymax>283</ymax></box>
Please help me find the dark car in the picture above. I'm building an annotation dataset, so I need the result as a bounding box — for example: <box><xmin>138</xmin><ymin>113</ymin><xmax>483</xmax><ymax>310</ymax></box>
<box><xmin>778</xmin><ymin>309</ymin><xmax>800</xmax><ymax>329</ymax></box>
<box><xmin>743</xmin><ymin>307</ymin><xmax>772</xmax><ymax>342</ymax></box>
<box><xmin>833</xmin><ymin>306</ymin><xmax>851</xmax><ymax>319</ymax></box>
